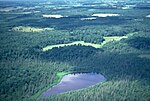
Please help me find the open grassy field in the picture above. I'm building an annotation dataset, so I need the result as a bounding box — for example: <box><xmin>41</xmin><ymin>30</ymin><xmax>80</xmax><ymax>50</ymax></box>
<box><xmin>0</xmin><ymin>0</ymin><xmax>150</xmax><ymax>101</ymax></box>
<box><xmin>12</xmin><ymin>26</ymin><xmax>54</xmax><ymax>32</ymax></box>
<box><xmin>42</xmin><ymin>41</ymin><xmax>101</xmax><ymax>51</ymax></box>
<box><xmin>42</xmin><ymin>36</ymin><xmax>128</xmax><ymax>51</ymax></box>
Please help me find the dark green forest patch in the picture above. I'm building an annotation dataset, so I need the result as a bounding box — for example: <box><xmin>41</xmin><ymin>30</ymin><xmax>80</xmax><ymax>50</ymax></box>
<box><xmin>125</xmin><ymin>37</ymin><xmax>150</xmax><ymax>50</ymax></box>
<box><xmin>41</xmin><ymin>45</ymin><xmax>103</xmax><ymax>61</ymax></box>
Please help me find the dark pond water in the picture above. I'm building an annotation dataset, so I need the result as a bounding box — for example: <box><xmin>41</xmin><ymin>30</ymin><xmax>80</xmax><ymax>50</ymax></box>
<box><xmin>41</xmin><ymin>73</ymin><xmax>106</xmax><ymax>97</ymax></box>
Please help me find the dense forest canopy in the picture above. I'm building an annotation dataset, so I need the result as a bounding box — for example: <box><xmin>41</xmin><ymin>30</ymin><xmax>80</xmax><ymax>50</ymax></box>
<box><xmin>0</xmin><ymin>0</ymin><xmax>150</xmax><ymax>101</ymax></box>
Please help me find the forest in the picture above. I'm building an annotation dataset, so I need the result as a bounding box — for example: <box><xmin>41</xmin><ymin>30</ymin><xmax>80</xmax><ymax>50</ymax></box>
<box><xmin>0</xmin><ymin>0</ymin><xmax>150</xmax><ymax>101</ymax></box>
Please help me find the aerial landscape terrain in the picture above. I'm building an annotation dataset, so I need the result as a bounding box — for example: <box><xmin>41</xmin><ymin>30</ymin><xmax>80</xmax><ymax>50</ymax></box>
<box><xmin>0</xmin><ymin>0</ymin><xmax>150</xmax><ymax>101</ymax></box>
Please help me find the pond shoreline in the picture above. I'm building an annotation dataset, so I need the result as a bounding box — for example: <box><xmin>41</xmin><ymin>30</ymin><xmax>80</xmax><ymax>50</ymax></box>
<box><xmin>31</xmin><ymin>72</ymin><xmax>71</xmax><ymax>99</ymax></box>
<box><xmin>40</xmin><ymin>72</ymin><xmax>106</xmax><ymax>97</ymax></box>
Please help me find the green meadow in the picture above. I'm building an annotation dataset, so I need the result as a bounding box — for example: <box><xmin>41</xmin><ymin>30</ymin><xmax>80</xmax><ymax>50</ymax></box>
<box><xmin>0</xmin><ymin>0</ymin><xmax>150</xmax><ymax>101</ymax></box>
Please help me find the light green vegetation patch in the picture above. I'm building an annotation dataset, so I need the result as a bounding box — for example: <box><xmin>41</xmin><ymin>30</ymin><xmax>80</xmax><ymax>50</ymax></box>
<box><xmin>12</xmin><ymin>26</ymin><xmax>54</xmax><ymax>32</ymax></box>
<box><xmin>138</xmin><ymin>54</ymin><xmax>150</xmax><ymax>59</ymax></box>
<box><xmin>101</xmin><ymin>36</ymin><xmax>128</xmax><ymax>46</ymax></box>
<box><xmin>57</xmin><ymin>72</ymin><xmax>70</xmax><ymax>78</ymax></box>
<box><xmin>42</xmin><ymin>36</ymin><xmax>128</xmax><ymax>51</ymax></box>
<box><xmin>127</xmin><ymin>32</ymin><xmax>138</xmax><ymax>37</ymax></box>
<box><xmin>42</xmin><ymin>41</ymin><xmax>101</xmax><ymax>51</ymax></box>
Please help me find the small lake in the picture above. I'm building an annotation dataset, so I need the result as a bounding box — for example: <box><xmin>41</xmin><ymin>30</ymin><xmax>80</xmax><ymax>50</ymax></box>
<box><xmin>41</xmin><ymin>73</ymin><xmax>106</xmax><ymax>97</ymax></box>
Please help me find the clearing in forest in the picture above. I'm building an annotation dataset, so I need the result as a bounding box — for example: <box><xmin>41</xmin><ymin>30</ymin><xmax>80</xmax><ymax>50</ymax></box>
<box><xmin>12</xmin><ymin>26</ymin><xmax>54</xmax><ymax>32</ymax></box>
<box><xmin>42</xmin><ymin>36</ymin><xmax>128</xmax><ymax>51</ymax></box>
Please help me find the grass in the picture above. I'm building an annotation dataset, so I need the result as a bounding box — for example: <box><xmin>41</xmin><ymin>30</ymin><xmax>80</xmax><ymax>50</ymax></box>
<box><xmin>12</xmin><ymin>26</ymin><xmax>54</xmax><ymax>32</ymax></box>
<box><xmin>42</xmin><ymin>36</ymin><xmax>128</xmax><ymax>51</ymax></box>
<box><xmin>101</xmin><ymin>36</ymin><xmax>128</xmax><ymax>46</ymax></box>
<box><xmin>31</xmin><ymin>71</ymin><xmax>70</xmax><ymax>100</ymax></box>
<box><xmin>42</xmin><ymin>41</ymin><xmax>101</xmax><ymax>51</ymax></box>
<box><xmin>57</xmin><ymin>71</ymin><xmax>71</xmax><ymax>78</ymax></box>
